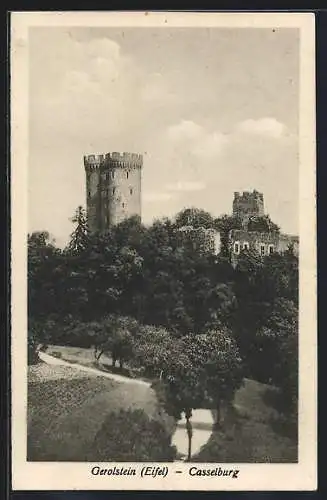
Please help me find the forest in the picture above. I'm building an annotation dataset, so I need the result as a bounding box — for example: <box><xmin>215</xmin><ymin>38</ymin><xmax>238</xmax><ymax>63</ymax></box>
<box><xmin>28</xmin><ymin>206</ymin><xmax>298</xmax><ymax>455</ymax></box>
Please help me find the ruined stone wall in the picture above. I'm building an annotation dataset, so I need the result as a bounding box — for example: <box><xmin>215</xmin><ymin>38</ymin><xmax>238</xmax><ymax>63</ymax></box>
<box><xmin>176</xmin><ymin>226</ymin><xmax>221</xmax><ymax>255</ymax></box>
<box><xmin>233</xmin><ymin>190</ymin><xmax>265</xmax><ymax>227</ymax></box>
<box><xmin>229</xmin><ymin>229</ymin><xmax>299</xmax><ymax>265</ymax></box>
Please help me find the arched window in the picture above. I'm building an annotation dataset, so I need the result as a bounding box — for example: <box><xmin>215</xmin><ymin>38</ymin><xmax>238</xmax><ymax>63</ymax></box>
<box><xmin>234</xmin><ymin>241</ymin><xmax>240</xmax><ymax>255</ymax></box>
<box><xmin>130</xmin><ymin>188</ymin><xmax>133</xmax><ymax>195</ymax></box>
<box><xmin>260</xmin><ymin>244</ymin><xmax>266</xmax><ymax>256</ymax></box>
<box><xmin>126</xmin><ymin>171</ymin><xmax>129</xmax><ymax>179</ymax></box>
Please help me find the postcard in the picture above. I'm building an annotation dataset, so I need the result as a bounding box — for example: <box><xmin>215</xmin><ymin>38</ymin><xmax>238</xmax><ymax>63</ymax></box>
<box><xmin>11</xmin><ymin>10</ymin><xmax>316</xmax><ymax>491</ymax></box>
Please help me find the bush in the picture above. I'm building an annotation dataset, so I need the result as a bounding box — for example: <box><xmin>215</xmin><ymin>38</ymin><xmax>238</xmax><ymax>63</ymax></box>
<box><xmin>28</xmin><ymin>319</ymin><xmax>44</xmax><ymax>365</ymax></box>
<box><xmin>90</xmin><ymin>408</ymin><xmax>177</xmax><ymax>461</ymax></box>
<box><xmin>28</xmin><ymin>332</ymin><xmax>39</xmax><ymax>365</ymax></box>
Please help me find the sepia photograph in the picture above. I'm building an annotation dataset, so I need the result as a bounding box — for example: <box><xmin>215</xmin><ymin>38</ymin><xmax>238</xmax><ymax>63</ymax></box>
<box><xmin>11</xmin><ymin>11</ymin><xmax>316</xmax><ymax>491</ymax></box>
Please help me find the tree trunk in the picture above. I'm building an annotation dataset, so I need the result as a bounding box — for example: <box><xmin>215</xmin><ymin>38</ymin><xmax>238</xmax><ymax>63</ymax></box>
<box><xmin>215</xmin><ymin>400</ymin><xmax>221</xmax><ymax>428</ymax></box>
<box><xmin>185</xmin><ymin>410</ymin><xmax>193</xmax><ymax>462</ymax></box>
<box><xmin>95</xmin><ymin>349</ymin><xmax>104</xmax><ymax>363</ymax></box>
<box><xmin>112</xmin><ymin>357</ymin><xmax>116</xmax><ymax>368</ymax></box>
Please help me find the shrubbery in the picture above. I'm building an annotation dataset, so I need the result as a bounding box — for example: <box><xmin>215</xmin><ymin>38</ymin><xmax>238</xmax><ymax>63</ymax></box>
<box><xmin>28</xmin><ymin>208</ymin><xmax>299</xmax><ymax>418</ymax></box>
<box><xmin>89</xmin><ymin>409</ymin><xmax>177</xmax><ymax>461</ymax></box>
<box><xmin>28</xmin><ymin>331</ymin><xmax>39</xmax><ymax>365</ymax></box>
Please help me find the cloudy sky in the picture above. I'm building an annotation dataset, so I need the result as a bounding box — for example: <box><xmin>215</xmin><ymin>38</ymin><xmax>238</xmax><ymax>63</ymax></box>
<box><xmin>29</xmin><ymin>27</ymin><xmax>299</xmax><ymax>247</ymax></box>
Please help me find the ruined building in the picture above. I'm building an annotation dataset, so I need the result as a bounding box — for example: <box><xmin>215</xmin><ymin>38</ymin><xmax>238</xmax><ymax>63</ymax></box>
<box><xmin>233</xmin><ymin>190</ymin><xmax>264</xmax><ymax>228</ymax></box>
<box><xmin>176</xmin><ymin>226</ymin><xmax>221</xmax><ymax>255</ymax></box>
<box><xmin>84</xmin><ymin>152</ymin><xmax>143</xmax><ymax>232</ymax></box>
<box><xmin>229</xmin><ymin>190</ymin><xmax>299</xmax><ymax>262</ymax></box>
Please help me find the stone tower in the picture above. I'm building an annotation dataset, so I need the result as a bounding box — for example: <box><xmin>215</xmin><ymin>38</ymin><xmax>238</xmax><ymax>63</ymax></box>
<box><xmin>233</xmin><ymin>189</ymin><xmax>264</xmax><ymax>228</ymax></box>
<box><xmin>84</xmin><ymin>152</ymin><xmax>143</xmax><ymax>232</ymax></box>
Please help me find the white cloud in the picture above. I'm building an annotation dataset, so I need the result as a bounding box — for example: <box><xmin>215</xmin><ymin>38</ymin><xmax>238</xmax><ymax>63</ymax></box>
<box><xmin>141</xmin><ymin>73</ymin><xmax>166</xmax><ymax>102</ymax></box>
<box><xmin>167</xmin><ymin>120</ymin><xmax>204</xmax><ymax>142</ymax></box>
<box><xmin>166</xmin><ymin>181</ymin><xmax>206</xmax><ymax>192</ymax></box>
<box><xmin>193</xmin><ymin>131</ymin><xmax>229</xmax><ymax>160</ymax></box>
<box><xmin>235</xmin><ymin>117</ymin><xmax>286</xmax><ymax>138</ymax></box>
<box><xmin>30</xmin><ymin>33</ymin><xmax>150</xmax><ymax>153</ymax></box>
<box><xmin>166</xmin><ymin>119</ymin><xmax>228</xmax><ymax>164</ymax></box>
<box><xmin>143</xmin><ymin>192</ymin><xmax>175</xmax><ymax>202</ymax></box>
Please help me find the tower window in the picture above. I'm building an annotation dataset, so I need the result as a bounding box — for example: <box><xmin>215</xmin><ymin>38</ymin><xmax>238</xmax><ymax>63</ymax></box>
<box><xmin>106</xmin><ymin>173</ymin><xmax>110</xmax><ymax>180</ymax></box>
<box><xmin>122</xmin><ymin>203</ymin><xmax>125</xmax><ymax>209</ymax></box>
<box><xmin>126</xmin><ymin>171</ymin><xmax>129</xmax><ymax>179</ymax></box>
<box><xmin>268</xmin><ymin>244</ymin><xmax>274</xmax><ymax>255</ymax></box>
<box><xmin>112</xmin><ymin>187</ymin><xmax>116</xmax><ymax>195</ymax></box>
<box><xmin>112</xmin><ymin>171</ymin><xmax>115</xmax><ymax>179</ymax></box>
<box><xmin>260</xmin><ymin>245</ymin><xmax>265</xmax><ymax>256</ymax></box>
<box><xmin>130</xmin><ymin>188</ymin><xmax>133</xmax><ymax>195</ymax></box>
<box><xmin>234</xmin><ymin>242</ymin><xmax>240</xmax><ymax>255</ymax></box>
<box><xmin>88</xmin><ymin>191</ymin><xmax>91</xmax><ymax>197</ymax></box>
<box><xmin>243</xmin><ymin>242</ymin><xmax>249</xmax><ymax>251</ymax></box>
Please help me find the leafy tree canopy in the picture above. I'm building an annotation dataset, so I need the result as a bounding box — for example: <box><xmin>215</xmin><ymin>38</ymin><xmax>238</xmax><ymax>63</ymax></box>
<box><xmin>90</xmin><ymin>409</ymin><xmax>176</xmax><ymax>461</ymax></box>
<box><xmin>175</xmin><ymin>207</ymin><xmax>216</xmax><ymax>229</ymax></box>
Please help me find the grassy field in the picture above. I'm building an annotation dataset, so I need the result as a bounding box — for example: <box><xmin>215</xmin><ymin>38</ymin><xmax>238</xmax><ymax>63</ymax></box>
<box><xmin>46</xmin><ymin>344</ymin><xmax>144</xmax><ymax>379</ymax></box>
<box><xmin>193</xmin><ymin>378</ymin><xmax>298</xmax><ymax>463</ymax></box>
<box><xmin>30</xmin><ymin>346</ymin><xmax>298</xmax><ymax>463</ymax></box>
<box><xmin>46</xmin><ymin>345</ymin><xmax>110</xmax><ymax>367</ymax></box>
<box><xmin>27</xmin><ymin>362</ymin><xmax>163</xmax><ymax>461</ymax></box>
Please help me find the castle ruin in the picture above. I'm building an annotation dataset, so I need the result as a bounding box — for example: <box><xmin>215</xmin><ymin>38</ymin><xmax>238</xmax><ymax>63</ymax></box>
<box><xmin>83</xmin><ymin>152</ymin><xmax>298</xmax><ymax>261</ymax></box>
<box><xmin>233</xmin><ymin>190</ymin><xmax>264</xmax><ymax>228</ymax></box>
<box><xmin>84</xmin><ymin>152</ymin><xmax>143</xmax><ymax>232</ymax></box>
<box><xmin>229</xmin><ymin>190</ymin><xmax>298</xmax><ymax>262</ymax></box>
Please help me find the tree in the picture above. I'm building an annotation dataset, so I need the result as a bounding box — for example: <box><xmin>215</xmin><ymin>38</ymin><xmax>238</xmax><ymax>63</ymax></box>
<box><xmin>80</xmin><ymin>321</ymin><xmax>110</xmax><ymax>362</ymax></box>
<box><xmin>262</xmin><ymin>252</ymin><xmax>299</xmax><ymax>305</ymax></box>
<box><xmin>254</xmin><ymin>299</ymin><xmax>298</xmax><ymax>389</ymax></box>
<box><xmin>232</xmin><ymin>249</ymin><xmax>299</xmax><ymax>382</ymax></box>
<box><xmin>276</xmin><ymin>331</ymin><xmax>298</xmax><ymax>414</ymax></box>
<box><xmin>66</xmin><ymin>206</ymin><xmax>90</xmax><ymax>256</ymax></box>
<box><xmin>90</xmin><ymin>409</ymin><xmax>176</xmax><ymax>461</ymax></box>
<box><xmin>28</xmin><ymin>323</ymin><xmax>40</xmax><ymax>365</ymax></box>
<box><xmin>214</xmin><ymin>214</ymin><xmax>243</xmax><ymax>256</ymax></box>
<box><xmin>247</xmin><ymin>215</ymin><xmax>280</xmax><ymax>233</ymax></box>
<box><xmin>28</xmin><ymin>231</ymin><xmax>62</xmax><ymax>320</ymax></box>
<box><xmin>90</xmin><ymin>315</ymin><xmax>140</xmax><ymax>369</ymax></box>
<box><xmin>182</xmin><ymin>330</ymin><xmax>244</xmax><ymax>427</ymax></box>
<box><xmin>150</xmin><ymin>346</ymin><xmax>204</xmax><ymax>461</ymax></box>
<box><xmin>175</xmin><ymin>208</ymin><xmax>216</xmax><ymax>229</ymax></box>
<box><xmin>132</xmin><ymin>325</ymin><xmax>175</xmax><ymax>378</ymax></box>
<box><xmin>28</xmin><ymin>318</ymin><xmax>51</xmax><ymax>364</ymax></box>
<box><xmin>147</xmin><ymin>328</ymin><xmax>243</xmax><ymax>460</ymax></box>
<box><xmin>203</xmin><ymin>283</ymin><xmax>237</xmax><ymax>330</ymax></box>
<box><xmin>132</xmin><ymin>325</ymin><xmax>202</xmax><ymax>460</ymax></box>
<box><xmin>112</xmin><ymin>215</ymin><xmax>146</xmax><ymax>251</ymax></box>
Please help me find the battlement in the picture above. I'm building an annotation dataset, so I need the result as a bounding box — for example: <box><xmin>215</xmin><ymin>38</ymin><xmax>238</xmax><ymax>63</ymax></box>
<box><xmin>233</xmin><ymin>189</ymin><xmax>263</xmax><ymax>201</ymax></box>
<box><xmin>84</xmin><ymin>152</ymin><xmax>143</xmax><ymax>170</ymax></box>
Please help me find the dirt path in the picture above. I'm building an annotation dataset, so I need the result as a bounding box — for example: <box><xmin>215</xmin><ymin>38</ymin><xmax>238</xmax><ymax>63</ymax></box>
<box><xmin>39</xmin><ymin>351</ymin><xmax>151</xmax><ymax>386</ymax></box>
